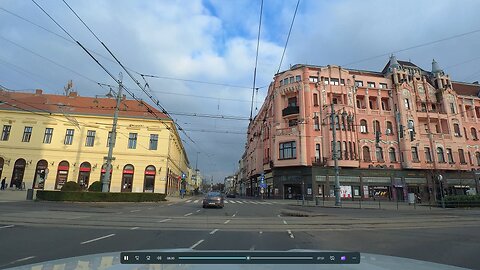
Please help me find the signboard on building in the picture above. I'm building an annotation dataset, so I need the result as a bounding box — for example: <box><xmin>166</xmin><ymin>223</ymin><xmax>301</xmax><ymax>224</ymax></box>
<box><xmin>340</xmin><ymin>186</ymin><xmax>352</xmax><ymax>198</ymax></box>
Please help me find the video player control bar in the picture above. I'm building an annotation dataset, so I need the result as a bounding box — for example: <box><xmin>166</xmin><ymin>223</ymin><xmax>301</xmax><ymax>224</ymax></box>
<box><xmin>120</xmin><ymin>251</ymin><xmax>361</xmax><ymax>264</ymax></box>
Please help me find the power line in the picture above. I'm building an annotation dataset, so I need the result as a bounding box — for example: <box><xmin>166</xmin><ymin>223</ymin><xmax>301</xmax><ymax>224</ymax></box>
<box><xmin>343</xmin><ymin>28</ymin><xmax>480</xmax><ymax>67</ymax></box>
<box><xmin>249</xmin><ymin>0</ymin><xmax>264</xmax><ymax>122</ymax></box>
<box><xmin>140</xmin><ymin>74</ymin><xmax>255</xmax><ymax>89</ymax></box>
<box><xmin>277</xmin><ymin>0</ymin><xmax>300</xmax><ymax>74</ymax></box>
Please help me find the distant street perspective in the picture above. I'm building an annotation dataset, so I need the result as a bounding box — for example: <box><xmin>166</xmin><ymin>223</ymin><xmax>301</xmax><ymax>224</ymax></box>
<box><xmin>1</xmin><ymin>191</ymin><xmax>480</xmax><ymax>269</ymax></box>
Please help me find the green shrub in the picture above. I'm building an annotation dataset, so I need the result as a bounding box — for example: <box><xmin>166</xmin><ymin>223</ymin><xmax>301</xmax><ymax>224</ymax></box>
<box><xmin>61</xmin><ymin>181</ymin><xmax>82</xmax><ymax>192</ymax></box>
<box><xmin>36</xmin><ymin>191</ymin><xmax>167</xmax><ymax>202</ymax></box>
<box><xmin>443</xmin><ymin>195</ymin><xmax>480</xmax><ymax>208</ymax></box>
<box><xmin>88</xmin><ymin>181</ymin><xmax>102</xmax><ymax>192</ymax></box>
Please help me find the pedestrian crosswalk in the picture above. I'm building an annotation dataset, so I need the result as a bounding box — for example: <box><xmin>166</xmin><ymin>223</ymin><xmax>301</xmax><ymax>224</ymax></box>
<box><xmin>182</xmin><ymin>199</ymin><xmax>274</xmax><ymax>205</ymax></box>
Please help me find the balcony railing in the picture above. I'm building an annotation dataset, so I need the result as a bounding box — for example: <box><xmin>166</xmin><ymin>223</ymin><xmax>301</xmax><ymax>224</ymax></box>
<box><xmin>282</xmin><ymin>106</ymin><xmax>299</xmax><ymax>117</ymax></box>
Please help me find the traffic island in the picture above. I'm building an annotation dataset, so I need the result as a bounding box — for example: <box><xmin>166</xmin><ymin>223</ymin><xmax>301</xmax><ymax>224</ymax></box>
<box><xmin>36</xmin><ymin>190</ymin><xmax>167</xmax><ymax>202</ymax></box>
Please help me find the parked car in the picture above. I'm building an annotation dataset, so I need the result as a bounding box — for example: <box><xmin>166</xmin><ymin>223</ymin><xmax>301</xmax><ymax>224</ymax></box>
<box><xmin>202</xmin><ymin>192</ymin><xmax>225</xmax><ymax>208</ymax></box>
<box><xmin>226</xmin><ymin>193</ymin><xmax>236</xmax><ymax>198</ymax></box>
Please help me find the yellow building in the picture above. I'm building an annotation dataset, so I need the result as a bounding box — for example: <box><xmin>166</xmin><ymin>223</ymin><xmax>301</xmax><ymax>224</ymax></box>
<box><xmin>0</xmin><ymin>89</ymin><xmax>190</xmax><ymax>194</ymax></box>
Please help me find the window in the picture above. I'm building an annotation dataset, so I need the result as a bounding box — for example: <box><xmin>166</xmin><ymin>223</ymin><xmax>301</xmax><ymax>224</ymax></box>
<box><xmin>43</xmin><ymin>128</ymin><xmax>53</xmax><ymax>144</ymax></box>
<box><xmin>309</xmin><ymin>76</ymin><xmax>318</xmax><ymax>83</ymax></box>
<box><xmin>1</xmin><ymin>125</ymin><xmax>11</xmax><ymax>141</ymax></box>
<box><xmin>360</xmin><ymin>119</ymin><xmax>368</xmax><ymax>133</ymax></box>
<box><xmin>389</xmin><ymin>148</ymin><xmax>397</xmax><ymax>162</ymax></box>
<box><xmin>343</xmin><ymin>141</ymin><xmax>348</xmax><ymax>160</ymax></box>
<box><xmin>313</xmin><ymin>93</ymin><xmax>319</xmax><ymax>106</ymax></box>
<box><xmin>464</xmin><ymin>127</ymin><xmax>468</xmax><ymax>140</ymax></box>
<box><xmin>315</xmin><ymin>144</ymin><xmax>320</xmax><ymax>160</ymax></box>
<box><xmin>431</xmin><ymin>104</ymin><xmax>437</xmax><ymax>111</ymax></box>
<box><xmin>373</xmin><ymin>120</ymin><xmax>381</xmax><ymax>134</ymax></box>
<box><xmin>323</xmin><ymin>78</ymin><xmax>329</xmax><ymax>85</ymax></box>
<box><xmin>450</xmin><ymin>103</ymin><xmax>456</xmax><ymax>114</ymax></box>
<box><xmin>411</xmin><ymin>147</ymin><xmax>419</xmax><ymax>162</ymax></box>
<box><xmin>355</xmin><ymin>80</ymin><xmax>363</xmax><ymax>87</ymax></box>
<box><xmin>476</xmin><ymin>152</ymin><xmax>480</xmax><ymax>166</ymax></box>
<box><xmin>295</xmin><ymin>75</ymin><xmax>301</xmax><ymax>82</ymax></box>
<box><xmin>289</xmin><ymin>77</ymin><xmax>294</xmax><ymax>83</ymax></box>
<box><xmin>85</xmin><ymin>130</ymin><xmax>96</xmax><ymax>147</ymax></box>
<box><xmin>435</xmin><ymin>124</ymin><xmax>440</xmax><ymax>133</ymax></box>
<box><xmin>283</xmin><ymin>78</ymin><xmax>289</xmax><ymax>85</ymax></box>
<box><xmin>128</xmin><ymin>133</ymin><xmax>137</xmax><ymax>149</ymax></box>
<box><xmin>454</xmin><ymin>124</ymin><xmax>461</xmax><ymax>137</ymax></box>
<box><xmin>362</xmin><ymin>146</ymin><xmax>371</xmax><ymax>162</ymax></box>
<box><xmin>379</xmin><ymin>83</ymin><xmax>388</xmax><ymax>89</ymax></box>
<box><xmin>386</xmin><ymin>121</ymin><xmax>393</xmax><ymax>135</ymax></box>
<box><xmin>458</xmin><ymin>149</ymin><xmax>466</xmax><ymax>164</ymax></box>
<box><xmin>340</xmin><ymin>79</ymin><xmax>345</xmax><ymax>85</ymax></box>
<box><xmin>437</xmin><ymin>147</ymin><xmax>445</xmax><ymax>163</ymax></box>
<box><xmin>330</xmin><ymin>78</ymin><xmax>339</xmax><ymax>85</ymax></box>
<box><xmin>471</xmin><ymin>127</ymin><xmax>478</xmax><ymax>140</ymax></box>
<box><xmin>349</xmin><ymin>142</ymin><xmax>354</xmax><ymax>160</ymax></box>
<box><xmin>314</xmin><ymin>114</ymin><xmax>320</xmax><ymax>131</ymax></box>
<box><xmin>288</xmin><ymin>119</ymin><xmax>298</xmax><ymax>127</ymax></box>
<box><xmin>22</xmin><ymin>126</ymin><xmax>32</xmax><ymax>142</ymax></box>
<box><xmin>335</xmin><ymin>115</ymin><xmax>340</xmax><ymax>130</ymax></box>
<box><xmin>468</xmin><ymin>151</ymin><xmax>473</xmax><ymax>165</ymax></box>
<box><xmin>336</xmin><ymin>141</ymin><xmax>342</xmax><ymax>159</ymax></box>
<box><xmin>421</xmin><ymin>103</ymin><xmax>427</xmax><ymax>112</ymax></box>
<box><xmin>341</xmin><ymin>114</ymin><xmax>346</xmax><ymax>130</ymax></box>
<box><xmin>288</xmin><ymin>97</ymin><xmax>297</xmax><ymax>107</ymax></box>
<box><xmin>332</xmin><ymin>97</ymin><xmax>338</xmax><ymax>104</ymax></box>
<box><xmin>425</xmin><ymin>147</ymin><xmax>432</xmax><ymax>163</ymax></box>
<box><xmin>64</xmin><ymin>129</ymin><xmax>74</xmax><ymax>145</ymax></box>
<box><xmin>279</xmin><ymin>141</ymin><xmax>296</xmax><ymax>159</ymax></box>
<box><xmin>404</xmin><ymin>98</ymin><xmax>410</xmax><ymax>110</ymax></box>
<box><xmin>447</xmin><ymin>148</ymin><xmax>454</xmax><ymax>163</ymax></box>
<box><xmin>367</xmin><ymin>82</ymin><xmax>376</xmax><ymax>88</ymax></box>
<box><xmin>376</xmin><ymin>147</ymin><xmax>384</xmax><ymax>162</ymax></box>
<box><xmin>149</xmin><ymin>134</ymin><xmax>159</xmax><ymax>150</ymax></box>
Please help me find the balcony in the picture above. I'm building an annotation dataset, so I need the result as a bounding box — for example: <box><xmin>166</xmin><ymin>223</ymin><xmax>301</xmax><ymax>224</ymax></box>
<box><xmin>282</xmin><ymin>106</ymin><xmax>299</xmax><ymax>117</ymax></box>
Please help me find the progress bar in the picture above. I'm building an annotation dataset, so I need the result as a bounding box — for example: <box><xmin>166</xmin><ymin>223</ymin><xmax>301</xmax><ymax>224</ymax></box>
<box><xmin>121</xmin><ymin>251</ymin><xmax>360</xmax><ymax>264</ymax></box>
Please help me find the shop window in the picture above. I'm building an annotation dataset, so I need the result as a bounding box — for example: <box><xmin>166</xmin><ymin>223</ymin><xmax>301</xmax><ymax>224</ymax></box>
<box><xmin>144</xmin><ymin>165</ymin><xmax>156</xmax><ymax>192</ymax></box>
<box><xmin>55</xmin><ymin>161</ymin><xmax>69</xmax><ymax>190</ymax></box>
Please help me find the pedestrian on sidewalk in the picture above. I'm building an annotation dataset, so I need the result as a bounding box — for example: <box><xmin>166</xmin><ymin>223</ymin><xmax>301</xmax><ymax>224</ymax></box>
<box><xmin>0</xmin><ymin>177</ymin><xmax>5</xmax><ymax>190</ymax></box>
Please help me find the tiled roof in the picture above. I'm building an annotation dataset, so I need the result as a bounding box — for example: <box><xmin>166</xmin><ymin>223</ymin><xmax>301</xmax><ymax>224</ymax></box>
<box><xmin>452</xmin><ymin>82</ymin><xmax>480</xmax><ymax>97</ymax></box>
<box><xmin>0</xmin><ymin>89</ymin><xmax>170</xmax><ymax>120</ymax></box>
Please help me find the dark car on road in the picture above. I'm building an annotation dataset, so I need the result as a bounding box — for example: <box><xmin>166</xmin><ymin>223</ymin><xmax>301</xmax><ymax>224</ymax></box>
<box><xmin>202</xmin><ymin>192</ymin><xmax>225</xmax><ymax>208</ymax></box>
<box><xmin>226</xmin><ymin>192</ymin><xmax>236</xmax><ymax>198</ymax></box>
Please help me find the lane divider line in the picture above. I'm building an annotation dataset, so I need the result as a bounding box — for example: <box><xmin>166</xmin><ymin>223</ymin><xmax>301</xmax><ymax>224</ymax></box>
<box><xmin>283</xmin><ymin>220</ymin><xmax>288</xmax><ymax>225</ymax></box>
<box><xmin>0</xmin><ymin>225</ymin><xmax>14</xmax><ymax>229</ymax></box>
<box><xmin>224</xmin><ymin>220</ymin><xmax>231</xmax><ymax>224</ymax></box>
<box><xmin>130</xmin><ymin>210</ymin><xmax>140</xmax><ymax>213</ymax></box>
<box><xmin>184</xmin><ymin>213</ymin><xmax>193</xmax><ymax>217</ymax></box>
<box><xmin>287</xmin><ymin>230</ymin><xmax>294</xmax><ymax>239</ymax></box>
<box><xmin>196</xmin><ymin>209</ymin><xmax>201</xmax><ymax>212</ymax></box>
<box><xmin>158</xmin><ymin>218</ymin><xmax>172</xmax><ymax>223</ymax></box>
<box><xmin>81</xmin><ymin>234</ymin><xmax>115</xmax><ymax>244</ymax></box>
<box><xmin>190</xmin><ymin>239</ymin><xmax>204</xmax><ymax>249</ymax></box>
<box><xmin>209</xmin><ymin>229</ymin><xmax>219</xmax><ymax>235</ymax></box>
<box><xmin>130</xmin><ymin>227</ymin><xmax>140</xmax><ymax>230</ymax></box>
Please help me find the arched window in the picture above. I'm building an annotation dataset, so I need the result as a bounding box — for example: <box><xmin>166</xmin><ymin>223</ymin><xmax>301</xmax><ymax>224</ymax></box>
<box><xmin>363</xmin><ymin>146</ymin><xmax>371</xmax><ymax>162</ymax></box>
<box><xmin>373</xmin><ymin>120</ymin><xmax>381</xmax><ymax>134</ymax></box>
<box><xmin>389</xmin><ymin>148</ymin><xmax>397</xmax><ymax>162</ymax></box>
<box><xmin>78</xmin><ymin>162</ymin><xmax>91</xmax><ymax>190</ymax></box>
<box><xmin>376</xmin><ymin>147</ymin><xmax>384</xmax><ymax>162</ymax></box>
<box><xmin>476</xmin><ymin>152</ymin><xmax>480</xmax><ymax>166</ymax></box>
<box><xmin>122</xmin><ymin>164</ymin><xmax>134</xmax><ymax>192</ymax></box>
<box><xmin>12</xmin><ymin>158</ymin><xmax>26</xmax><ymax>189</ymax></box>
<box><xmin>144</xmin><ymin>165</ymin><xmax>156</xmax><ymax>192</ymax></box>
<box><xmin>471</xmin><ymin>127</ymin><xmax>478</xmax><ymax>140</ymax></box>
<box><xmin>360</xmin><ymin>120</ymin><xmax>368</xmax><ymax>133</ymax></box>
<box><xmin>386</xmin><ymin>121</ymin><xmax>393</xmax><ymax>135</ymax></box>
<box><xmin>55</xmin><ymin>160</ymin><xmax>69</xmax><ymax>190</ymax></box>
<box><xmin>437</xmin><ymin>147</ymin><xmax>445</xmax><ymax>163</ymax></box>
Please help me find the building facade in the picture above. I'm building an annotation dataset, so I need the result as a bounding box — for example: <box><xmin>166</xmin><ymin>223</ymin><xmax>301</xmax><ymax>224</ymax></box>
<box><xmin>243</xmin><ymin>56</ymin><xmax>480</xmax><ymax>202</ymax></box>
<box><xmin>0</xmin><ymin>89</ymin><xmax>190</xmax><ymax>194</ymax></box>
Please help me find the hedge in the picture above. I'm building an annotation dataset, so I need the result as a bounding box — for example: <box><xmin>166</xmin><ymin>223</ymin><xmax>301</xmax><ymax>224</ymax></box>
<box><xmin>36</xmin><ymin>191</ymin><xmax>167</xmax><ymax>202</ymax></box>
<box><xmin>61</xmin><ymin>181</ymin><xmax>82</xmax><ymax>192</ymax></box>
<box><xmin>88</xmin><ymin>181</ymin><xmax>102</xmax><ymax>192</ymax></box>
<box><xmin>442</xmin><ymin>195</ymin><xmax>480</xmax><ymax>208</ymax></box>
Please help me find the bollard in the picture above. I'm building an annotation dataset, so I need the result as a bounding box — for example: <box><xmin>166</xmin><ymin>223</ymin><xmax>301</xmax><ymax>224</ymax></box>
<box><xmin>378</xmin><ymin>200</ymin><xmax>381</xmax><ymax>209</ymax></box>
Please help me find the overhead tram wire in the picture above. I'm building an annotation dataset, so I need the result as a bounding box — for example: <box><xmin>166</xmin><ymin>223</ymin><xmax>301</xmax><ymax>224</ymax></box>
<box><xmin>60</xmin><ymin>0</ymin><xmax>198</xmax><ymax>145</ymax></box>
<box><xmin>249</xmin><ymin>0</ymin><xmax>264</xmax><ymax>122</ymax></box>
<box><xmin>342</xmin><ymin>28</ymin><xmax>480</xmax><ymax>67</ymax></box>
<box><xmin>277</xmin><ymin>0</ymin><xmax>300</xmax><ymax>74</ymax></box>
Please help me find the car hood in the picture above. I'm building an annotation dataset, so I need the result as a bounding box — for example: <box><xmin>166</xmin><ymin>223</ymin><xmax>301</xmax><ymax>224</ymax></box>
<box><xmin>3</xmin><ymin>249</ymin><xmax>469</xmax><ymax>270</ymax></box>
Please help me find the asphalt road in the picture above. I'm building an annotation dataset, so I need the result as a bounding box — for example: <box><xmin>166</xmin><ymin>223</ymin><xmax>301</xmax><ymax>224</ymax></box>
<box><xmin>0</xmin><ymin>197</ymin><xmax>479</xmax><ymax>269</ymax></box>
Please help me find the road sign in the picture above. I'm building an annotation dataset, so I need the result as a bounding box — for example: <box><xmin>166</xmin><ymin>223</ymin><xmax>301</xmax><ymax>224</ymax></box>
<box><xmin>260</xmin><ymin>183</ymin><xmax>267</xmax><ymax>188</ymax></box>
<box><xmin>260</xmin><ymin>188</ymin><xmax>264</xmax><ymax>194</ymax></box>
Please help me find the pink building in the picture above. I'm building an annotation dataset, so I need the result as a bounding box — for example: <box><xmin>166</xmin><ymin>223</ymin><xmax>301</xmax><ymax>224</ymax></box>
<box><xmin>242</xmin><ymin>56</ymin><xmax>480</xmax><ymax>202</ymax></box>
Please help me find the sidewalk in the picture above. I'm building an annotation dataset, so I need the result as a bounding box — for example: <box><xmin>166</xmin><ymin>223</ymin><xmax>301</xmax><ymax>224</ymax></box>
<box><xmin>0</xmin><ymin>189</ymin><xmax>28</xmax><ymax>202</ymax></box>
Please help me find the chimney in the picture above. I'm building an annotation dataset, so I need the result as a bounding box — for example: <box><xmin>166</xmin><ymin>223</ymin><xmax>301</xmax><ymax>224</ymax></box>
<box><xmin>68</xmin><ymin>91</ymin><xmax>78</xmax><ymax>97</ymax></box>
<box><xmin>35</xmin><ymin>89</ymin><xmax>43</xmax><ymax>95</ymax></box>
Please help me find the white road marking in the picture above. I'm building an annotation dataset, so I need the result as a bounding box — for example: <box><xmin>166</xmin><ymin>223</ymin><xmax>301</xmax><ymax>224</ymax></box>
<box><xmin>130</xmin><ymin>227</ymin><xmax>140</xmax><ymax>230</ymax></box>
<box><xmin>229</xmin><ymin>201</ymin><xmax>236</xmax><ymax>204</ymax></box>
<box><xmin>277</xmin><ymin>214</ymin><xmax>281</xmax><ymax>218</ymax></box>
<box><xmin>224</xmin><ymin>219</ymin><xmax>231</xmax><ymax>224</ymax></box>
<box><xmin>147</xmin><ymin>207</ymin><xmax>153</xmax><ymax>210</ymax></box>
<box><xmin>158</xmin><ymin>218</ymin><xmax>172</xmax><ymax>223</ymax></box>
<box><xmin>130</xmin><ymin>210</ymin><xmax>141</xmax><ymax>213</ymax></box>
<box><xmin>12</xmin><ymin>256</ymin><xmax>36</xmax><ymax>263</ymax></box>
<box><xmin>283</xmin><ymin>220</ymin><xmax>288</xmax><ymax>225</ymax></box>
<box><xmin>186</xmin><ymin>200</ymin><xmax>192</xmax><ymax>203</ymax></box>
<box><xmin>232</xmin><ymin>214</ymin><xmax>236</xmax><ymax>217</ymax></box>
<box><xmin>196</xmin><ymin>209</ymin><xmax>201</xmax><ymax>212</ymax></box>
<box><xmin>190</xmin><ymin>239</ymin><xmax>204</xmax><ymax>249</ymax></box>
<box><xmin>251</xmin><ymin>201</ymin><xmax>258</xmax><ymax>204</ymax></box>
<box><xmin>287</xmin><ymin>230</ymin><xmax>294</xmax><ymax>239</ymax></box>
<box><xmin>194</xmin><ymin>200</ymin><xmax>199</xmax><ymax>203</ymax></box>
<box><xmin>209</xmin><ymin>229</ymin><xmax>219</xmax><ymax>235</ymax></box>
<box><xmin>184</xmin><ymin>212</ymin><xmax>193</xmax><ymax>217</ymax></box>
<box><xmin>259</xmin><ymin>231</ymin><xmax>263</xmax><ymax>234</ymax></box>
<box><xmin>224</xmin><ymin>201</ymin><xmax>229</xmax><ymax>204</ymax></box>
<box><xmin>236</xmin><ymin>201</ymin><xmax>243</xmax><ymax>204</ymax></box>
<box><xmin>168</xmin><ymin>203</ymin><xmax>174</xmax><ymax>206</ymax></box>
<box><xmin>0</xmin><ymin>225</ymin><xmax>14</xmax><ymax>229</ymax></box>
<box><xmin>81</xmin><ymin>234</ymin><xmax>115</xmax><ymax>244</ymax></box>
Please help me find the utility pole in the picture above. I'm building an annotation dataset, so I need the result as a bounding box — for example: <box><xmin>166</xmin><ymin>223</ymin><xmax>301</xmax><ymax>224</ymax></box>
<box><xmin>102</xmin><ymin>72</ymin><xmax>123</xmax><ymax>192</ymax></box>
<box><xmin>331</xmin><ymin>103</ymin><xmax>341</xmax><ymax>206</ymax></box>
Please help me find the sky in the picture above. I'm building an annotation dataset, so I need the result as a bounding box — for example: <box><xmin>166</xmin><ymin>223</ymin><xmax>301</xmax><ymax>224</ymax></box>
<box><xmin>1</xmin><ymin>0</ymin><xmax>479</xmax><ymax>182</ymax></box>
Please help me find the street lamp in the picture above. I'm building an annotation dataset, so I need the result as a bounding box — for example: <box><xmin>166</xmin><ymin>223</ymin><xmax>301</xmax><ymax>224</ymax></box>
<box><xmin>438</xmin><ymin>174</ymin><xmax>445</xmax><ymax>208</ymax></box>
